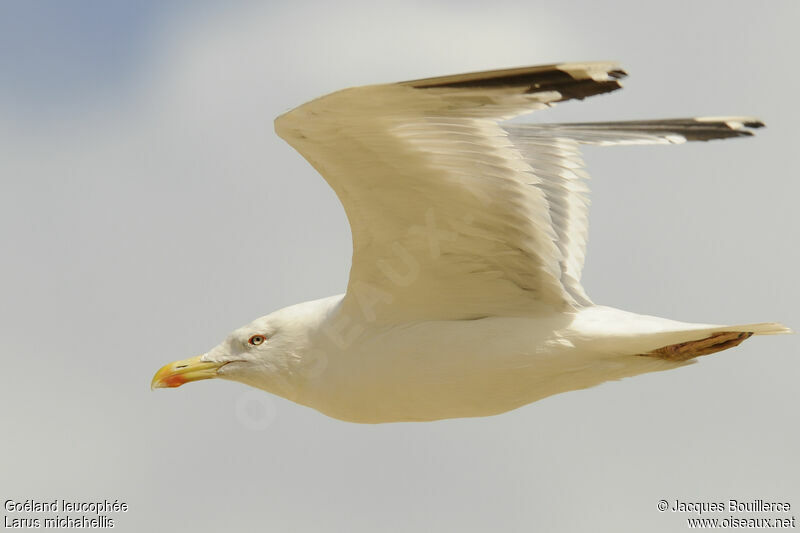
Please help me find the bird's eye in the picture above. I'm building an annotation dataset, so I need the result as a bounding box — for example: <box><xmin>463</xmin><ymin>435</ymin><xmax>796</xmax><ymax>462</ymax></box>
<box><xmin>248</xmin><ymin>334</ymin><xmax>266</xmax><ymax>346</ymax></box>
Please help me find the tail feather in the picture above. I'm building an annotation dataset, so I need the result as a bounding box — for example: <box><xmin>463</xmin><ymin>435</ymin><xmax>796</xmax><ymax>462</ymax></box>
<box><xmin>642</xmin><ymin>322</ymin><xmax>791</xmax><ymax>362</ymax></box>
<box><xmin>717</xmin><ymin>322</ymin><xmax>792</xmax><ymax>335</ymax></box>
<box><xmin>573</xmin><ymin>307</ymin><xmax>791</xmax><ymax>360</ymax></box>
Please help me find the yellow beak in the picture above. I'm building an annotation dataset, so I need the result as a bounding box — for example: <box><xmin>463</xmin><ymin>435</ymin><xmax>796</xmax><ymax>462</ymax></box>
<box><xmin>151</xmin><ymin>355</ymin><xmax>224</xmax><ymax>390</ymax></box>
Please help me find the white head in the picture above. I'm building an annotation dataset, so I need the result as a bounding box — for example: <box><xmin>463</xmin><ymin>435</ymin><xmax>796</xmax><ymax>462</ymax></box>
<box><xmin>151</xmin><ymin>297</ymin><xmax>338</xmax><ymax>400</ymax></box>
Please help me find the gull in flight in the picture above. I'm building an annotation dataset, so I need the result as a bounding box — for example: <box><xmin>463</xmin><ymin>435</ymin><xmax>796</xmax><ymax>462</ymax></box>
<box><xmin>152</xmin><ymin>62</ymin><xmax>789</xmax><ymax>423</ymax></box>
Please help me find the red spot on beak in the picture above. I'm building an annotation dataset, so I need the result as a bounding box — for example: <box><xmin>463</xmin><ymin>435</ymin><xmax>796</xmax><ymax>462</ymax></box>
<box><xmin>163</xmin><ymin>374</ymin><xmax>187</xmax><ymax>388</ymax></box>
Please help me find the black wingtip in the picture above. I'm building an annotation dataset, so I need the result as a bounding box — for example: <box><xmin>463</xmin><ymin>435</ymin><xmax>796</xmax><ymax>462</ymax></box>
<box><xmin>403</xmin><ymin>62</ymin><xmax>627</xmax><ymax>103</ymax></box>
<box><xmin>688</xmin><ymin>117</ymin><xmax>765</xmax><ymax>141</ymax></box>
<box><xmin>551</xmin><ymin>78</ymin><xmax>623</xmax><ymax>102</ymax></box>
<box><xmin>608</xmin><ymin>68</ymin><xmax>628</xmax><ymax>80</ymax></box>
<box><xmin>522</xmin><ymin>116</ymin><xmax>766</xmax><ymax>145</ymax></box>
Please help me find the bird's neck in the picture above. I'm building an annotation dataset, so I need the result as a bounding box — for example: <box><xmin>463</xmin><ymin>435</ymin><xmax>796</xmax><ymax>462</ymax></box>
<box><xmin>261</xmin><ymin>294</ymin><xmax>347</xmax><ymax>402</ymax></box>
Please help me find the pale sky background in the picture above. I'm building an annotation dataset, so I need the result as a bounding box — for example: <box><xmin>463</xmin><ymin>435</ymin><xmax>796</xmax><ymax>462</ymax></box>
<box><xmin>1</xmin><ymin>1</ymin><xmax>798</xmax><ymax>531</ymax></box>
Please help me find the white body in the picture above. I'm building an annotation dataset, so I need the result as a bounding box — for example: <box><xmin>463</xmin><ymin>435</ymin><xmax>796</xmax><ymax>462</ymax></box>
<box><xmin>216</xmin><ymin>296</ymin><xmax>785</xmax><ymax>423</ymax></box>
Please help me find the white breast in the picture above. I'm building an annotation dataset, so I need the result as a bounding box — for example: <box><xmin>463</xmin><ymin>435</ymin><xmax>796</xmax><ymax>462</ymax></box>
<box><xmin>296</xmin><ymin>308</ymin><xmax>653</xmax><ymax>422</ymax></box>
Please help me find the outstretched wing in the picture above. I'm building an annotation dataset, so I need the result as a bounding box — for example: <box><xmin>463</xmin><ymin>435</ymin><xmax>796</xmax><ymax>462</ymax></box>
<box><xmin>275</xmin><ymin>62</ymin><xmax>623</xmax><ymax>322</ymax></box>
<box><xmin>274</xmin><ymin>62</ymin><xmax>760</xmax><ymax>323</ymax></box>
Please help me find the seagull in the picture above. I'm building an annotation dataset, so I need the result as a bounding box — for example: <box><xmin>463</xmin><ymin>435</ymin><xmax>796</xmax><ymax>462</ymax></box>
<box><xmin>151</xmin><ymin>62</ymin><xmax>789</xmax><ymax>423</ymax></box>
